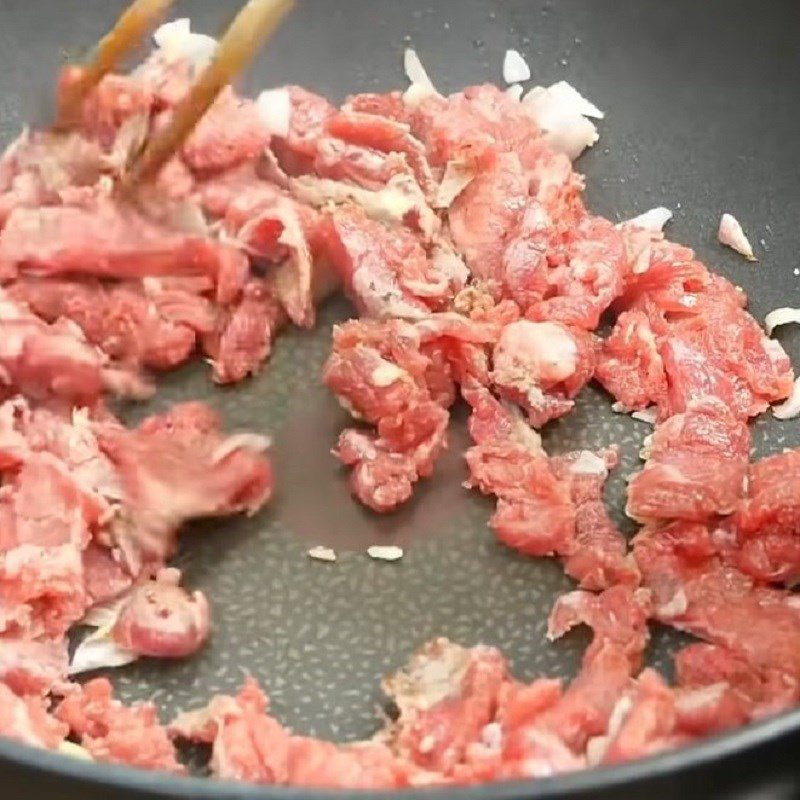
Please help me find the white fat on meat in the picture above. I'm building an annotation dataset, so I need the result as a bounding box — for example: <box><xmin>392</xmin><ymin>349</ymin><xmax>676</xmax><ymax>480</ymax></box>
<box><xmin>152</xmin><ymin>18</ymin><xmax>217</xmax><ymax>70</ymax></box>
<box><xmin>493</xmin><ymin>320</ymin><xmax>578</xmax><ymax>385</ymax></box>
<box><xmin>403</xmin><ymin>48</ymin><xmax>439</xmax><ymax>106</ymax></box>
<box><xmin>371</xmin><ymin>360</ymin><xmax>407</xmax><ymax>388</ymax></box>
<box><xmin>765</xmin><ymin>307</ymin><xmax>800</xmax><ymax>335</ymax></box>
<box><xmin>256</xmin><ymin>88</ymin><xmax>292</xmax><ymax>138</ymax></box>
<box><xmin>718</xmin><ymin>213</ymin><xmax>757</xmax><ymax>261</ymax></box>
<box><xmin>523</xmin><ymin>81</ymin><xmax>604</xmax><ymax>160</ymax></box>
<box><xmin>772</xmin><ymin>377</ymin><xmax>800</xmax><ymax>420</ymax></box>
<box><xmin>503</xmin><ymin>50</ymin><xmax>531</xmax><ymax>84</ymax></box>
<box><xmin>625</xmin><ymin>206</ymin><xmax>673</xmax><ymax>232</ymax></box>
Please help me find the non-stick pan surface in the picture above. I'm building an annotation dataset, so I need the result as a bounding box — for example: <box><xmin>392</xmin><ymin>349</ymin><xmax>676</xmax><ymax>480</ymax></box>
<box><xmin>1</xmin><ymin>0</ymin><xmax>800</xmax><ymax>798</ymax></box>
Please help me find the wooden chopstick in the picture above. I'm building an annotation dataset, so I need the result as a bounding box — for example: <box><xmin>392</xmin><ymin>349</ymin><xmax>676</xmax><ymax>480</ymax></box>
<box><xmin>124</xmin><ymin>0</ymin><xmax>295</xmax><ymax>189</ymax></box>
<box><xmin>56</xmin><ymin>0</ymin><xmax>178</xmax><ymax>129</ymax></box>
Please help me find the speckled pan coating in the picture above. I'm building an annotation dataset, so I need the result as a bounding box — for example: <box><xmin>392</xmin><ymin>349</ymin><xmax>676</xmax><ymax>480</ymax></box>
<box><xmin>1</xmin><ymin>0</ymin><xmax>799</xmax><ymax>763</ymax></box>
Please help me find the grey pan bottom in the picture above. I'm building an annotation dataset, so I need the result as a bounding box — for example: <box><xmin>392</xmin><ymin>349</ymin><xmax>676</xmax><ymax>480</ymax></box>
<box><xmin>1</xmin><ymin>0</ymin><xmax>800</xmax><ymax>797</ymax></box>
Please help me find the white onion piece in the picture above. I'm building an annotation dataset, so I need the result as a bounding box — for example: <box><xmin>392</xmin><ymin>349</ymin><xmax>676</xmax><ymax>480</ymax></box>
<box><xmin>526</xmin><ymin>80</ymin><xmax>604</xmax><ymax>119</ymax></box>
<box><xmin>505</xmin><ymin>83</ymin><xmax>524</xmax><ymax>101</ymax></box>
<box><xmin>773</xmin><ymin>377</ymin><xmax>800</xmax><ymax>420</ymax></box>
<box><xmin>718</xmin><ymin>213</ymin><xmax>757</xmax><ymax>261</ymax></box>
<box><xmin>367</xmin><ymin>545</ymin><xmax>404</xmax><ymax>562</ymax></box>
<box><xmin>256</xmin><ymin>88</ymin><xmax>292</xmax><ymax>138</ymax></box>
<box><xmin>503</xmin><ymin>50</ymin><xmax>531</xmax><ymax>83</ymax></box>
<box><xmin>523</xmin><ymin>84</ymin><xmax>600</xmax><ymax>160</ymax></box>
<box><xmin>631</xmin><ymin>407</ymin><xmax>658</xmax><ymax>425</ymax></box>
<box><xmin>153</xmin><ymin>18</ymin><xmax>217</xmax><ymax>70</ymax></box>
<box><xmin>434</xmin><ymin>160</ymin><xmax>476</xmax><ymax>208</ymax></box>
<box><xmin>626</xmin><ymin>207</ymin><xmax>673</xmax><ymax>232</ymax></box>
<box><xmin>403</xmin><ymin>48</ymin><xmax>438</xmax><ymax>105</ymax></box>
<box><xmin>570</xmin><ymin>451</ymin><xmax>608</xmax><ymax>476</ymax></box>
<box><xmin>765</xmin><ymin>307</ymin><xmax>800</xmax><ymax>335</ymax></box>
<box><xmin>69</xmin><ymin>625</ymin><xmax>138</xmax><ymax>675</ymax></box>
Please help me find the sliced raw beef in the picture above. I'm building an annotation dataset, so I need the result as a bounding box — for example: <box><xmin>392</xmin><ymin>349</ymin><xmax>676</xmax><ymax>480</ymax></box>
<box><xmin>171</xmin><ymin>677</ymin><xmax>414</xmax><ymax>788</ymax></box>
<box><xmin>0</xmin><ymin>200</ymin><xmax>249</xmax><ymax>305</ymax></box>
<box><xmin>202</xmin><ymin>278</ymin><xmax>285</xmax><ymax>384</ymax></box>
<box><xmin>381</xmin><ymin>637</ymin><xmax>508</xmax><ymax>776</ymax></box>
<box><xmin>9</xmin><ymin>277</ymin><xmax>214</xmax><ymax>372</ymax></box>
<box><xmin>491</xmin><ymin>319</ymin><xmax>598</xmax><ymax>428</ymax></box>
<box><xmin>56</xmin><ymin>677</ymin><xmax>183</xmax><ymax>773</ymax></box>
<box><xmin>736</xmin><ymin>448</ymin><xmax>800</xmax><ymax>584</ymax></box>
<box><xmin>633</xmin><ymin>521</ymin><xmax>800</xmax><ymax>701</ymax></box>
<box><xmin>322</xmin><ymin>206</ymin><xmax>458</xmax><ymax>318</ymax></box>
<box><xmin>97</xmin><ymin>402</ymin><xmax>273</xmax><ymax>567</ymax></box>
<box><xmin>0</xmin><ymin>682</ymin><xmax>67</xmax><ymax>750</ymax></box>
<box><xmin>595</xmin><ymin>310</ymin><xmax>667</xmax><ymax>413</ymax></box>
<box><xmin>627</xmin><ymin>400</ymin><xmax>750</xmax><ymax>523</ymax></box>
<box><xmin>550</xmin><ymin>451</ymin><xmax>639</xmax><ymax>590</ymax></box>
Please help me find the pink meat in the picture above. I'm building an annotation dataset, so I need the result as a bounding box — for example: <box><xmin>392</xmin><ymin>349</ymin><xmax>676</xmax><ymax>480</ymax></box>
<box><xmin>627</xmin><ymin>400</ymin><xmax>750</xmax><ymax>523</ymax></box>
<box><xmin>171</xmin><ymin>677</ymin><xmax>413</xmax><ymax>788</ymax></box>
<box><xmin>111</xmin><ymin>569</ymin><xmax>210</xmax><ymax>659</ymax></box>
<box><xmin>322</xmin><ymin>206</ymin><xmax>453</xmax><ymax>318</ymax></box>
<box><xmin>56</xmin><ymin>677</ymin><xmax>183</xmax><ymax>773</ymax></box>
<box><xmin>491</xmin><ymin>320</ymin><xmax>598</xmax><ymax>428</ymax></box>
<box><xmin>97</xmin><ymin>402</ymin><xmax>274</xmax><ymax>566</ymax></box>
<box><xmin>736</xmin><ymin>448</ymin><xmax>800</xmax><ymax>584</ymax></box>
<box><xmin>9</xmin><ymin>277</ymin><xmax>213</xmax><ymax>372</ymax></box>
<box><xmin>0</xmin><ymin>637</ymin><xmax>69</xmax><ymax>696</ymax></box>
<box><xmin>633</xmin><ymin>521</ymin><xmax>800</xmax><ymax>695</ymax></box>
<box><xmin>202</xmin><ymin>278</ymin><xmax>285</xmax><ymax>384</ymax></box>
<box><xmin>449</xmin><ymin>153</ymin><xmax>529</xmax><ymax>283</ymax></box>
<box><xmin>0</xmin><ymin>201</ymin><xmax>249</xmax><ymax>305</ymax></box>
<box><xmin>0</xmin><ymin>682</ymin><xmax>67</xmax><ymax>751</ymax></box>
<box><xmin>182</xmin><ymin>89</ymin><xmax>269</xmax><ymax>173</ymax></box>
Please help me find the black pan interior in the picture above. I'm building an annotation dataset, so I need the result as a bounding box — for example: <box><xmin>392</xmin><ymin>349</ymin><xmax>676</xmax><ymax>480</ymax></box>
<box><xmin>1</xmin><ymin>0</ymin><xmax>800</xmax><ymax>797</ymax></box>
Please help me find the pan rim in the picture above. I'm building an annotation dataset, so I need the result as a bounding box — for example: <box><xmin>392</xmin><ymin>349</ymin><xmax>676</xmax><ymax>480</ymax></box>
<box><xmin>2</xmin><ymin>703</ymin><xmax>799</xmax><ymax>798</ymax></box>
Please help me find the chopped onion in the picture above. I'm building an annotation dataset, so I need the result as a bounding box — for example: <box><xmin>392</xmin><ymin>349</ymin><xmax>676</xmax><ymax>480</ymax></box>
<box><xmin>403</xmin><ymin>48</ymin><xmax>438</xmax><ymax>105</ymax></box>
<box><xmin>153</xmin><ymin>18</ymin><xmax>217</xmax><ymax>70</ymax></box>
<box><xmin>522</xmin><ymin>82</ymin><xmax>601</xmax><ymax>160</ymax></box>
<box><xmin>503</xmin><ymin>49</ymin><xmax>531</xmax><ymax>84</ymax></box>
<box><xmin>718</xmin><ymin>213</ymin><xmax>757</xmax><ymax>261</ymax></box>
<box><xmin>631</xmin><ymin>407</ymin><xmax>658</xmax><ymax>425</ymax></box>
<box><xmin>569</xmin><ymin>451</ymin><xmax>608</xmax><ymax>476</ymax></box>
<box><xmin>69</xmin><ymin>625</ymin><xmax>138</xmax><ymax>675</ymax></box>
<box><xmin>434</xmin><ymin>160</ymin><xmax>476</xmax><ymax>208</ymax></box>
<box><xmin>256</xmin><ymin>88</ymin><xmax>292</xmax><ymax>138</ymax></box>
<box><xmin>505</xmin><ymin>84</ymin><xmax>524</xmax><ymax>102</ymax></box>
<box><xmin>773</xmin><ymin>377</ymin><xmax>800</xmax><ymax>420</ymax></box>
<box><xmin>765</xmin><ymin>307</ymin><xmax>800</xmax><ymax>335</ymax></box>
<box><xmin>367</xmin><ymin>545</ymin><xmax>404</xmax><ymax>562</ymax></box>
<box><xmin>308</xmin><ymin>545</ymin><xmax>337</xmax><ymax>562</ymax></box>
<box><xmin>626</xmin><ymin>207</ymin><xmax>673</xmax><ymax>232</ymax></box>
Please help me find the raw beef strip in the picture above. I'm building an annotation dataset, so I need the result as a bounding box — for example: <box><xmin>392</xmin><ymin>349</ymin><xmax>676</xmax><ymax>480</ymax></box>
<box><xmin>381</xmin><ymin>637</ymin><xmax>508</xmax><ymax>776</ymax></box>
<box><xmin>202</xmin><ymin>278</ymin><xmax>285</xmax><ymax>384</ymax></box>
<box><xmin>463</xmin><ymin>385</ymin><xmax>575</xmax><ymax>557</ymax></box>
<box><xmin>322</xmin><ymin>205</ymin><xmax>458</xmax><ymax>318</ymax></box>
<box><xmin>110</xmin><ymin>568</ymin><xmax>210</xmax><ymax>659</ymax></box>
<box><xmin>550</xmin><ymin>450</ymin><xmax>639</xmax><ymax>590</ymax></box>
<box><xmin>97</xmin><ymin>402</ymin><xmax>274</xmax><ymax>567</ymax></box>
<box><xmin>171</xmin><ymin>677</ymin><xmax>413</xmax><ymax>788</ymax></box>
<box><xmin>627</xmin><ymin>400</ymin><xmax>750</xmax><ymax>523</ymax></box>
<box><xmin>9</xmin><ymin>277</ymin><xmax>214</xmax><ymax>372</ymax></box>
<box><xmin>0</xmin><ymin>200</ymin><xmax>249</xmax><ymax>305</ymax></box>
<box><xmin>0</xmin><ymin>290</ymin><xmax>149</xmax><ymax>405</ymax></box>
<box><xmin>311</xmin><ymin>137</ymin><xmax>412</xmax><ymax>191</ymax></box>
<box><xmin>448</xmin><ymin>153</ymin><xmax>529</xmax><ymax>283</ymax></box>
<box><xmin>323</xmin><ymin>319</ymin><xmax>451</xmax><ymax>512</ymax></box>
<box><xmin>736</xmin><ymin>448</ymin><xmax>800</xmax><ymax>584</ymax></box>
<box><xmin>56</xmin><ymin>678</ymin><xmax>183</xmax><ymax>773</ymax></box>
<box><xmin>326</xmin><ymin>111</ymin><xmax>435</xmax><ymax>196</ymax></box>
<box><xmin>182</xmin><ymin>88</ymin><xmax>269</xmax><ymax>173</ymax></box>
<box><xmin>633</xmin><ymin>521</ymin><xmax>800</xmax><ymax>699</ymax></box>
<box><xmin>491</xmin><ymin>319</ymin><xmax>598</xmax><ymax>428</ymax></box>
<box><xmin>595</xmin><ymin>310</ymin><xmax>667</xmax><ymax>413</ymax></box>
<box><xmin>674</xmin><ymin>642</ymin><xmax>797</xmax><ymax>722</ymax></box>
<box><xmin>0</xmin><ymin>637</ymin><xmax>69</xmax><ymax>696</ymax></box>
<box><xmin>0</xmin><ymin>682</ymin><xmax>67</xmax><ymax>751</ymax></box>
<box><xmin>269</xmin><ymin>86</ymin><xmax>338</xmax><ymax>176</ymax></box>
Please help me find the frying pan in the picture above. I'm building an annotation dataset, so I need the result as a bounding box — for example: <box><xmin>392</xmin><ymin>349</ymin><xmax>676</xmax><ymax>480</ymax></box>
<box><xmin>1</xmin><ymin>0</ymin><xmax>799</xmax><ymax>797</ymax></box>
